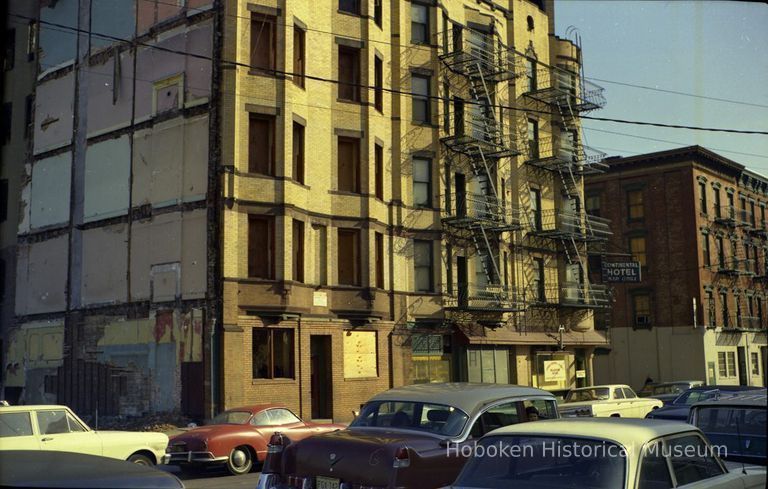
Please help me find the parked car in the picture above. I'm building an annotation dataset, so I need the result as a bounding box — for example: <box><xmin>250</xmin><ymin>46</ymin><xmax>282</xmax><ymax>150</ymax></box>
<box><xmin>646</xmin><ymin>385</ymin><xmax>763</xmax><ymax>421</ymax></box>
<box><xmin>166</xmin><ymin>404</ymin><xmax>344</xmax><ymax>475</ymax></box>
<box><xmin>0</xmin><ymin>404</ymin><xmax>169</xmax><ymax>465</ymax></box>
<box><xmin>638</xmin><ymin>380</ymin><xmax>704</xmax><ymax>404</ymax></box>
<box><xmin>688</xmin><ymin>389</ymin><xmax>767</xmax><ymax>467</ymax></box>
<box><xmin>0</xmin><ymin>450</ymin><xmax>184</xmax><ymax>489</ymax></box>
<box><xmin>558</xmin><ymin>384</ymin><xmax>663</xmax><ymax>418</ymax></box>
<box><xmin>448</xmin><ymin>418</ymin><xmax>766</xmax><ymax>488</ymax></box>
<box><xmin>256</xmin><ymin>383</ymin><xmax>558</xmax><ymax>489</ymax></box>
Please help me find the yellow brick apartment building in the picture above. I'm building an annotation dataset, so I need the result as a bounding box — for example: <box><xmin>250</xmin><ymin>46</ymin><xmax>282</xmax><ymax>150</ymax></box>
<box><xmin>218</xmin><ymin>0</ymin><xmax>611</xmax><ymax>421</ymax></box>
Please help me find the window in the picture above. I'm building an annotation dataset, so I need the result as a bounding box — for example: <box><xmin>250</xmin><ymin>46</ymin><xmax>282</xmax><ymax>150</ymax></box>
<box><xmin>292</xmin><ymin>122</ymin><xmax>305</xmax><ymax>183</ymax></box>
<box><xmin>249</xmin><ymin>114</ymin><xmax>275</xmax><ymax>175</ymax></box>
<box><xmin>442</xmin><ymin>81</ymin><xmax>450</xmax><ymax>132</ymax></box>
<box><xmin>740</xmin><ymin>196</ymin><xmax>747</xmax><ymax>224</ymax></box>
<box><xmin>627</xmin><ymin>189</ymin><xmax>644</xmax><ymax>220</ymax></box>
<box><xmin>613</xmin><ymin>388</ymin><xmax>625</xmax><ymax>399</ymax></box>
<box><xmin>24</xmin><ymin>95</ymin><xmax>33</xmax><ymax>139</ymax></box>
<box><xmin>726</xmin><ymin>192</ymin><xmax>735</xmax><ymax>218</ymax></box>
<box><xmin>526</xmin><ymin>58</ymin><xmax>537</xmax><ymax>92</ymax></box>
<box><xmin>638</xmin><ymin>442</ymin><xmax>673</xmax><ymax>489</ymax></box>
<box><xmin>530</xmin><ymin>188</ymin><xmax>542</xmax><ymax>230</ymax></box>
<box><xmin>526</xmin><ymin>16</ymin><xmax>535</xmax><ymax>31</ymax></box>
<box><xmin>667</xmin><ymin>435</ymin><xmax>724</xmax><ymax>485</ymax></box>
<box><xmin>338</xmin><ymin>46</ymin><xmax>361</xmax><ymax>102</ymax></box>
<box><xmin>411</xmin><ymin>3</ymin><xmax>429</xmax><ymax>44</ymax></box>
<box><xmin>533</xmin><ymin>257</ymin><xmax>545</xmax><ymax>301</ymax></box>
<box><xmin>374</xmin><ymin>56</ymin><xmax>383</xmax><ymax>112</ymax></box>
<box><xmin>37</xmin><ymin>410</ymin><xmax>84</xmax><ymax>435</ymax></box>
<box><xmin>412</xmin><ymin>157</ymin><xmax>431</xmax><ymax>207</ymax></box>
<box><xmin>750</xmin><ymin>201</ymin><xmax>756</xmax><ymax>227</ymax></box>
<box><xmin>375</xmin><ymin>232</ymin><xmax>384</xmax><ymax>288</ymax></box>
<box><xmin>706</xmin><ymin>290</ymin><xmax>715</xmax><ymax>327</ymax></box>
<box><xmin>716</xmin><ymin>236</ymin><xmax>725</xmax><ymax>268</ymax></box>
<box><xmin>248</xmin><ymin>216</ymin><xmax>275</xmax><ymax>279</ymax></box>
<box><xmin>292</xmin><ymin>220</ymin><xmax>304</xmax><ymax>282</ymax></box>
<box><xmin>633</xmin><ymin>294</ymin><xmax>651</xmax><ymax>327</ymax></box>
<box><xmin>338</xmin><ymin>228</ymin><xmax>361</xmax><ymax>286</ymax></box>
<box><xmin>153</xmin><ymin>74</ymin><xmax>183</xmax><ymax>114</ymax></box>
<box><xmin>293</xmin><ymin>26</ymin><xmax>305</xmax><ymax>88</ymax></box>
<box><xmin>337</xmin><ymin>137</ymin><xmax>360</xmax><ymax>193</ymax></box>
<box><xmin>313</xmin><ymin>224</ymin><xmax>327</xmax><ymax>285</ymax></box>
<box><xmin>374</xmin><ymin>0</ymin><xmax>382</xmax><ymax>27</ymax></box>
<box><xmin>251</xmin><ymin>14</ymin><xmax>276</xmax><ymax>72</ymax></box>
<box><xmin>701</xmin><ymin>233</ymin><xmax>710</xmax><ymax>267</ymax></box>
<box><xmin>586</xmin><ymin>194</ymin><xmax>601</xmax><ymax>217</ymax></box>
<box><xmin>27</xmin><ymin>21</ymin><xmax>37</xmax><ymax>60</ymax></box>
<box><xmin>339</xmin><ymin>0</ymin><xmax>361</xmax><ymax>15</ymax></box>
<box><xmin>0</xmin><ymin>412</ymin><xmax>33</xmax><ymax>438</ymax></box>
<box><xmin>720</xmin><ymin>292</ymin><xmax>729</xmax><ymax>327</ymax></box>
<box><xmin>3</xmin><ymin>29</ymin><xmax>14</xmax><ymax>71</ymax></box>
<box><xmin>726</xmin><ymin>352</ymin><xmax>736</xmax><ymax>376</ymax></box>
<box><xmin>252</xmin><ymin>328</ymin><xmax>295</xmax><ymax>379</ymax></box>
<box><xmin>622</xmin><ymin>388</ymin><xmax>637</xmax><ymax>399</ymax></box>
<box><xmin>411</xmin><ymin>74</ymin><xmax>431</xmax><ymax>123</ymax></box>
<box><xmin>761</xmin><ymin>205</ymin><xmax>766</xmax><ymax>228</ymax></box>
<box><xmin>751</xmin><ymin>352</ymin><xmax>760</xmax><ymax>375</ymax></box>
<box><xmin>1</xmin><ymin>103</ymin><xmax>11</xmax><ymax>144</ymax></box>
<box><xmin>698</xmin><ymin>181</ymin><xmax>707</xmax><ymax>213</ymax></box>
<box><xmin>374</xmin><ymin>143</ymin><xmax>384</xmax><ymax>199</ymax></box>
<box><xmin>713</xmin><ymin>188</ymin><xmax>721</xmax><ymax>218</ymax></box>
<box><xmin>413</xmin><ymin>240</ymin><xmax>434</xmax><ymax>292</ymax></box>
<box><xmin>527</xmin><ymin>118</ymin><xmax>539</xmax><ymax>159</ymax></box>
<box><xmin>0</xmin><ymin>179</ymin><xmax>8</xmax><ymax>222</ymax></box>
<box><xmin>744</xmin><ymin>243</ymin><xmax>751</xmax><ymax>273</ymax></box>
<box><xmin>630</xmin><ymin>236</ymin><xmax>647</xmax><ymax>268</ymax></box>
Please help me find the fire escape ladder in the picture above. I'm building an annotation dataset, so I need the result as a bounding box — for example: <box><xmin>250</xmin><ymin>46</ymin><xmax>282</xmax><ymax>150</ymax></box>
<box><xmin>470</xmin><ymin>223</ymin><xmax>506</xmax><ymax>305</ymax></box>
<box><xmin>467</xmin><ymin>64</ymin><xmax>501</xmax><ymax>148</ymax></box>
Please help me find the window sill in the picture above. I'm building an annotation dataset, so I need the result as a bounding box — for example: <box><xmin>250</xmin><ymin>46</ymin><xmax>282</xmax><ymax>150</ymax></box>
<box><xmin>330</xmin><ymin>189</ymin><xmax>363</xmax><ymax>197</ymax></box>
<box><xmin>343</xmin><ymin>376</ymin><xmax>380</xmax><ymax>381</ymax></box>
<box><xmin>288</xmin><ymin>179</ymin><xmax>310</xmax><ymax>189</ymax></box>
<box><xmin>412</xmin><ymin>121</ymin><xmax>438</xmax><ymax>128</ymax></box>
<box><xmin>337</xmin><ymin>9</ymin><xmax>363</xmax><ymax>18</ymax></box>
<box><xmin>247</xmin><ymin>69</ymin><xmax>283</xmax><ymax>78</ymax></box>
<box><xmin>251</xmin><ymin>378</ymin><xmax>298</xmax><ymax>385</ymax></box>
<box><xmin>336</xmin><ymin>97</ymin><xmax>363</xmax><ymax>105</ymax></box>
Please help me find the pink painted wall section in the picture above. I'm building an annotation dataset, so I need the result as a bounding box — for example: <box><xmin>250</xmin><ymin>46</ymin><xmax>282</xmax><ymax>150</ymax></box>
<box><xmin>33</xmin><ymin>72</ymin><xmax>75</xmax><ymax>155</ymax></box>
<box><xmin>86</xmin><ymin>50</ymin><xmax>136</xmax><ymax>137</ymax></box>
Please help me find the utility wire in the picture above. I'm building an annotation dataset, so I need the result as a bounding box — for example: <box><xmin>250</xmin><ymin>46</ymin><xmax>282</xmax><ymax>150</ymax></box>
<box><xmin>15</xmin><ymin>12</ymin><xmax>768</xmax><ymax>136</ymax></box>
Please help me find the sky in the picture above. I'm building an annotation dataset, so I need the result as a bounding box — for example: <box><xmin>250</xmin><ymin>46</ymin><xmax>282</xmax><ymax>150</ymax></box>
<box><xmin>554</xmin><ymin>0</ymin><xmax>768</xmax><ymax>175</ymax></box>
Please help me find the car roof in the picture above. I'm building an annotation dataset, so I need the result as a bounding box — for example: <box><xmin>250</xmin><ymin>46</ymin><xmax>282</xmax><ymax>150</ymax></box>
<box><xmin>226</xmin><ymin>404</ymin><xmax>289</xmax><ymax>414</ymax></box>
<box><xmin>687</xmin><ymin>385</ymin><xmax>761</xmax><ymax>391</ymax></box>
<box><xmin>0</xmin><ymin>405</ymin><xmax>71</xmax><ymax>413</ymax></box>
<box><xmin>691</xmin><ymin>389</ymin><xmax>767</xmax><ymax>408</ymax></box>
<box><xmin>571</xmin><ymin>384</ymin><xmax>630</xmax><ymax>390</ymax></box>
<box><xmin>487</xmin><ymin>418</ymin><xmax>696</xmax><ymax>448</ymax></box>
<box><xmin>368</xmin><ymin>383</ymin><xmax>554</xmax><ymax>415</ymax></box>
<box><xmin>654</xmin><ymin>381</ymin><xmax>702</xmax><ymax>386</ymax></box>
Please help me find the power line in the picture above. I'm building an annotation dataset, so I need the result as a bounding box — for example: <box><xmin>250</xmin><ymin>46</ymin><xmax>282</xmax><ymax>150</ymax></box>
<box><xmin>13</xmin><ymin>13</ymin><xmax>768</xmax><ymax>136</ymax></box>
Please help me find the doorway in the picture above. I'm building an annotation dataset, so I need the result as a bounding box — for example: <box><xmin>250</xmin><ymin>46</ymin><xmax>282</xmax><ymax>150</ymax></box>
<box><xmin>310</xmin><ymin>336</ymin><xmax>333</xmax><ymax>419</ymax></box>
<box><xmin>737</xmin><ymin>346</ymin><xmax>748</xmax><ymax>386</ymax></box>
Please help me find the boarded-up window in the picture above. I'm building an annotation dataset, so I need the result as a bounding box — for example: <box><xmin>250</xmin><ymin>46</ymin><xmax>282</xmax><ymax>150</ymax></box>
<box><xmin>338</xmin><ymin>228</ymin><xmax>361</xmax><ymax>286</ymax></box>
<box><xmin>249</xmin><ymin>114</ymin><xmax>275</xmax><ymax>175</ymax></box>
<box><xmin>153</xmin><ymin>75</ymin><xmax>182</xmax><ymax>115</ymax></box>
<box><xmin>374</xmin><ymin>143</ymin><xmax>384</xmax><ymax>199</ymax></box>
<box><xmin>293</xmin><ymin>26</ymin><xmax>305</xmax><ymax>87</ymax></box>
<box><xmin>253</xmin><ymin>328</ymin><xmax>295</xmax><ymax>379</ymax></box>
<box><xmin>251</xmin><ymin>14</ymin><xmax>276</xmax><ymax>71</ymax></box>
<box><xmin>414</xmin><ymin>240</ymin><xmax>433</xmax><ymax>292</ymax></box>
<box><xmin>375</xmin><ymin>232</ymin><xmax>384</xmax><ymax>288</ymax></box>
<box><xmin>338</xmin><ymin>46</ymin><xmax>360</xmax><ymax>102</ymax></box>
<box><xmin>292</xmin><ymin>219</ymin><xmax>304</xmax><ymax>282</ymax></box>
<box><xmin>337</xmin><ymin>137</ymin><xmax>360</xmax><ymax>193</ymax></box>
<box><xmin>343</xmin><ymin>331</ymin><xmax>378</xmax><ymax>378</ymax></box>
<box><xmin>374</xmin><ymin>56</ymin><xmax>383</xmax><ymax>112</ymax></box>
<box><xmin>292</xmin><ymin>121</ymin><xmax>304</xmax><ymax>183</ymax></box>
<box><xmin>248</xmin><ymin>215</ymin><xmax>274</xmax><ymax>279</ymax></box>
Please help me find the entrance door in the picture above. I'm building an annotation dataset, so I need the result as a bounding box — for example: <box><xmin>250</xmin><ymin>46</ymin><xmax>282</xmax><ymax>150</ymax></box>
<box><xmin>310</xmin><ymin>336</ymin><xmax>333</xmax><ymax>419</ymax></box>
<box><xmin>737</xmin><ymin>347</ymin><xmax>748</xmax><ymax>386</ymax></box>
<box><xmin>181</xmin><ymin>362</ymin><xmax>204</xmax><ymax>420</ymax></box>
<box><xmin>457</xmin><ymin>256</ymin><xmax>468</xmax><ymax>308</ymax></box>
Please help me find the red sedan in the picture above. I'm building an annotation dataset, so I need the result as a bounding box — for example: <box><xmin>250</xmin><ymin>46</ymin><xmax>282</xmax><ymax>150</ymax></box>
<box><xmin>166</xmin><ymin>404</ymin><xmax>344</xmax><ymax>475</ymax></box>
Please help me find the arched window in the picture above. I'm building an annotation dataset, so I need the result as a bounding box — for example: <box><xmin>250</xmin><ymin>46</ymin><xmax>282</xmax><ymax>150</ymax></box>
<box><xmin>527</xmin><ymin>16</ymin><xmax>534</xmax><ymax>31</ymax></box>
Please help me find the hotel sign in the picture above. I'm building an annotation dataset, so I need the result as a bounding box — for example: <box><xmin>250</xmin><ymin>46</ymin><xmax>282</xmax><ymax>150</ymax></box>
<box><xmin>602</xmin><ymin>261</ymin><xmax>642</xmax><ymax>283</ymax></box>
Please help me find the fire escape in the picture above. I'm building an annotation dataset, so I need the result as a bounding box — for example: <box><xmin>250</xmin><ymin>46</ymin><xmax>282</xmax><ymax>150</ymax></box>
<box><xmin>520</xmin><ymin>53</ymin><xmax>611</xmax><ymax>311</ymax></box>
<box><xmin>440</xmin><ymin>26</ymin><xmax>523</xmax><ymax>314</ymax></box>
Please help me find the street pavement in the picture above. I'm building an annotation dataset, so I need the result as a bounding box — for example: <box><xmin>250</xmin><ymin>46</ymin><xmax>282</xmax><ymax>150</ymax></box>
<box><xmin>159</xmin><ymin>464</ymin><xmax>262</xmax><ymax>489</ymax></box>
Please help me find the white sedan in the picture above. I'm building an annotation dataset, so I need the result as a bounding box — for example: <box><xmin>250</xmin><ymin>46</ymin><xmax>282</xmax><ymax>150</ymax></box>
<box><xmin>559</xmin><ymin>384</ymin><xmax>663</xmax><ymax>418</ymax></box>
<box><xmin>0</xmin><ymin>404</ymin><xmax>169</xmax><ymax>465</ymax></box>
<box><xmin>448</xmin><ymin>418</ymin><xmax>766</xmax><ymax>488</ymax></box>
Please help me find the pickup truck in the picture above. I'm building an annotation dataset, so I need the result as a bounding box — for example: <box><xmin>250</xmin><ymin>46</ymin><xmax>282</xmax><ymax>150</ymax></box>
<box><xmin>558</xmin><ymin>384</ymin><xmax>663</xmax><ymax>418</ymax></box>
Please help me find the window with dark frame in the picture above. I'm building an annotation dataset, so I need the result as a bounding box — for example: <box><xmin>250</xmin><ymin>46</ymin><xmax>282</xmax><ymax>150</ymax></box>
<box><xmin>374</xmin><ymin>56</ymin><xmax>383</xmax><ymax>112</ymax></box>
<box><xmin>248</xmin><ymin>215</ymin><xmax>275</xmax><ymax>279</ymax></box>
<box><xmin>411</xmin><ymin>3</ymin><xmax>429</xmax><ymax>44</ymax></box>
<box><xmin>251</xmin><ymin>13</ymin><xmax>276</xmax><ymax>72</ymax></box>
<box><xmin>411</xmin><ymin>74</ymin><xmax>431</xmax><ymax>123</ymax></box>
<box><xmin>252</xmin><ymin>328</ymin><xmax>295</xmax><ymax>379</ymax></box>
<box><xmin>530</xmin><ymin>188</ymin><xmax>542</xmax><ymax>230</ymax></box>
<box><xmin>633</xmin><ymin>294</ymin><xmax>651</xmax><ymax>327</ymax></box>
<box><xmin>292</xmin><ymin>121</ymin><xmax>305</xmax><ymax>183</ymax></box>
<box><xmin>338</xmin><ymin>46</ymin><xmax>361</xmax><ymax>102</ymax></box>
<box><xmin>533</xmin><ymin>257</ymin><xmax>545</xmax><ymax>301</ymax></box>
<box><xmin>249</xmin><ymin>113</ymin><xmax>275</xmax><ymax>175</ymax></box>
<box><xmin>706</xmin><ymin>290</ymin><xmax>715</xmax><ymax>327</ymax></box>
<box><xmin>338</xmin><ymin>228</ymin><xmax>361</xmax><ymax>286</ymax></box>
<box><xmin>630</xmin><ymin>236</ymin><xmax>647</xmax><ymax>268</ymax></box>
<box><xmin>413</xmin><ymin>240</ymin><xmax>434</xmax><ymax>292</ymax></box>
<box><xmin>375</xmin><ymin>232</ymin><xmax>384</xmax><ymax>288</ymax></box>
<box><xmin>293</xmin><ymin>26</ymin><xmax>305</xmax><ymax>88</ymax></box>
<box><xmin>702</xmin><ymin>233</ymin><xmax>710</xmax><ymax>267</ymax></box>
<box><xmin>27</xmin><ymin>21</ymin><xmax>37</xmax><ymax>60</ymax></box>
<box><xmin>726</xmin><ymin>192</ymin><xmax>735</xmax><ymax>218</ymax></box>
<box><xmin>627</xmin><ymin>189</ymin><xmax>644</xmax><ymax>221</ymax></box>
<box><xmin>292</xmin><ymin>219</ymin><xmax>304</xmax><ymax>283</ymax></box>
<box><xmin>698</xmin><ymin>181</ymin><xmax>707</xmax><ymax>214</ymax></box>
<box><xmin>337</xmin><ymin>136</ymin><xmax>360</xmax><ymax>193</ymax></box>
<box><xmin>443</xmin><ymin>81</ymin><xmax>450</xmax><ymax>132</ymax></box>
<box><xmin>527</xmin><ymin>118</ymin><xmax>539</xmax><ymax>159</ymax></box>
<box><xmin>339</xmin><ymin>0</ymin><xmax>361</xmax><ymax>15</ymax></box>
<box><xmin>750</xmin><ymin>201</ymin><xmax>756</xmax><ymax>227</ymax></box>
<box><xmin>412</xmin><ymin>157</ymin><xmax>431</xmax><ymax>208</ymax></box>
<box><xmin>374</xmin><ymin>0</ymin><xmax>383</xmax><ymax>27</ymax></box>
<box><xmin>720</xmin><ymin>292</ymin><xmax>729</xmax><ymax>327</ymax></box>
<box><xmin>586</xmin><ymin>194</ymin><xmax>601</xmax><ymax>217</ymax></box>
<box><xmin>713</xmin><ymin>188</ymin><xmax>721</xmax><ymax>218</ymax></box>
<box><xmin>716</xmin><ymin>236</ymin><xmax>725</xmax><ymax>268</ymax></box>
<box><xmin>374</xmin><ymin>143</ymin><xmax>384</xmax><ymax>200</ymax></box>
<box><xmin>4</xmin><ymin>29</ymin><xmax>15</xmax><ymax>71</ymax></box>
<box><xmin>526</xmin><ymin>58</ymin><xmax>537</xmax><ymax>92</ymax></box>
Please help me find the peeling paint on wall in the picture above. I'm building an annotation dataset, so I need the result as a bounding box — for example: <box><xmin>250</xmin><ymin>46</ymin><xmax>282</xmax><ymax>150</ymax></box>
<box><xmin>86</xmin><ymin>50</ymin><xmax>135</xmax><ymax>137</ymax></box>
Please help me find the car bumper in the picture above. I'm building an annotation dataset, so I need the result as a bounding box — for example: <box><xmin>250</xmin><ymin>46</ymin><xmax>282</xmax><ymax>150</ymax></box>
<box><xmin>165</xmin><ymin>451</ymin><xmax>229</xmax><ymax>465</ymax></box>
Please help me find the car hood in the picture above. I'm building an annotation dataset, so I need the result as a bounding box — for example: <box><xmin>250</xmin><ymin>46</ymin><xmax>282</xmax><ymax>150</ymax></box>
<box><xmin>645</xmin><ymin>405</ymin><xmax>690</xmax><ymax>420</ymax></box>
<box><xmin>97</xmin><ymin>430</ymin><xmax>168</xmax><ymax>445</ymax></box>
<box><xmin>286</xmin><ymin>428</ymin><xmax>440</xmax><ymax>486</ymax></box>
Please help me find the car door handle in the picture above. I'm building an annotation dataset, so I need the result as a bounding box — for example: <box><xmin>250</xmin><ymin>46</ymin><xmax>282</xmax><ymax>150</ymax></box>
<box><xmin>41</xmin><ymin>437</ymin><xmax>53</xmax><ymax>442</ymax></box>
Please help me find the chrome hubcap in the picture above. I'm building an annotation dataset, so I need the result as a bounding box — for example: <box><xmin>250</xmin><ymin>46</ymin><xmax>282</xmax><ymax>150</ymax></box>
<box><xmin>232</xmin><ymin>449</ymin><xmax>247</xmax><ymax>467</ymax></box>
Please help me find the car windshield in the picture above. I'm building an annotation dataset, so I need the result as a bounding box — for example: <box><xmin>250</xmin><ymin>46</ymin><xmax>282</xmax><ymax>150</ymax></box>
<box><xmin>454</xmin><ymin>435</ymin><xmax>626</xmax><ymax>488</ymax></box>
<box><xmin>211</xmin><ymin>410</ymin><xmax>252</xmax><ymax>425</ymax></box>
<box><xmin>350</xmin><ymin>400</ymin><xmax>469</xmax><ymax>437</ymax></box>
<box><xmin>673</xmin><ymin>390</ymin><xmax>721</xmax><ymax>405</ymax></box>
<box><xmin>694</xmin><ymin>407</ymin><xmax>766</xmax><ymax>459</ymax></box>
<box><xmin>566</xmin><ymin>388</ymin><xmax>610</xmax><ymax>402</ymax></box>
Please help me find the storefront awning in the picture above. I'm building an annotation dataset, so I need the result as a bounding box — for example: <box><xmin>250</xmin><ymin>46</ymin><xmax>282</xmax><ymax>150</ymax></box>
<box><xmin>459</xmin><ymin>326</ymin><xmax>610</xmax><ymax>346</ymax></box>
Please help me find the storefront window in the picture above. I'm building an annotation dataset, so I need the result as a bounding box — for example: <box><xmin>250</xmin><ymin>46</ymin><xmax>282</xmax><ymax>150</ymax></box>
<box><xmin>411</xmin><ymin>334</ymin><xmax>452</xmax><ymax>383</ymax></box>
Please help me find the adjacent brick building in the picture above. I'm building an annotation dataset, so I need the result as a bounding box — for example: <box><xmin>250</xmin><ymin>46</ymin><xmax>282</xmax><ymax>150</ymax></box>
<box><xmin>586</xmin><ymin>146</ymin><xmax>768</xmax><ymax>389</ymax></box>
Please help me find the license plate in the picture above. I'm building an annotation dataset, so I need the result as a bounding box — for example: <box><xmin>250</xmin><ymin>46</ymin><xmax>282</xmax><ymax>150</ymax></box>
<box><xmin>315</xmin><ymin>476</ymin><xmax>340</xmax><ymax>489</ymax></box>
